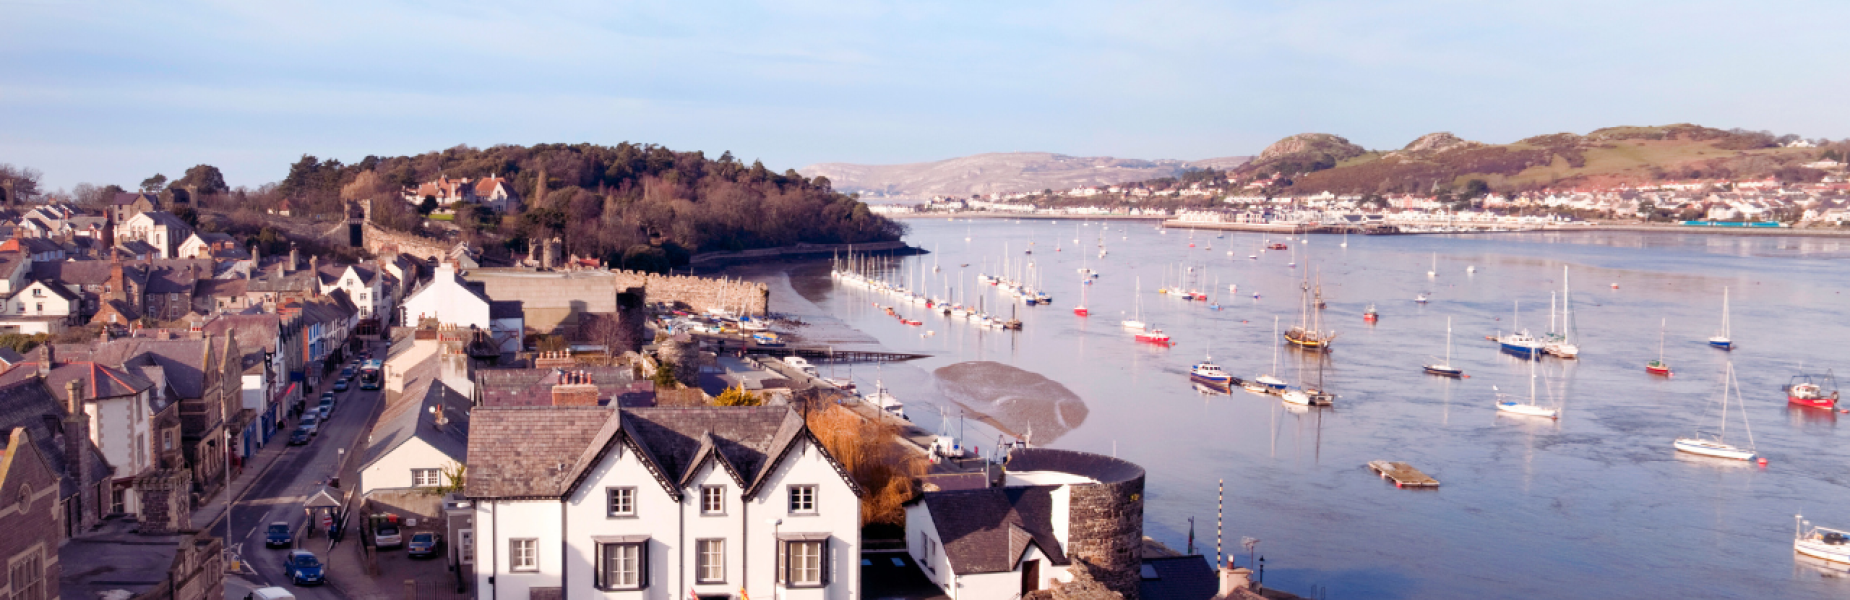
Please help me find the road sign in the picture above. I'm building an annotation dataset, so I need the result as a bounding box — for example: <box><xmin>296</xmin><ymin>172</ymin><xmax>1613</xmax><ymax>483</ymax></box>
<box><xmin>320</xmin><ymin>513</ymin><xmax>333</xmax><ymax>530</ymax></box>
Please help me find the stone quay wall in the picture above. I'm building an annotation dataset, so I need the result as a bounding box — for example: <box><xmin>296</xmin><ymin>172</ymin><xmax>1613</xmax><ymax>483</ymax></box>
<box><xmin>686</xmin><ymin>240</ymin><xmax>915</xmax><ymax>269</ymax></box>
<box><xmin>466</xmin><ymin>268</ymin><xmax>769</xmax><ymax>332</ymax></box>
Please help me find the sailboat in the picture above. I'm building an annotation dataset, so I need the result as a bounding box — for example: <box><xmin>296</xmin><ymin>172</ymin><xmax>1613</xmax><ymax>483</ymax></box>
<box><xmin>1708</xmin><ymin>287</ymin><xmax>1733</xmax><ymax>350</ymax></box>
<box><xmin>1496</xmin><ymin>301</ymin><xmax>1543</xmax><ymax>359</ymax></box>
<box><xmin>1074</xmin><ymin>277</ymin><xmax>1090</xmax><ymax>317</ymax></box>
<box><xmin>1424</xmin><ymin>317</ymin><xmax>1464</xmax><ymax>377</ymax></box>
<box><xmin>1427</xmin><ymin>252</ymin><xmax>1437</xmax><ymax>278</ymax></box>
<box><xmin>1646</xmin><ymin>319</ymin><xmax>1672</xmax><ymax>376</ymax></box>
<box><xmin>1341</xmin><ymin>230</ymin><xmax>1348</xmax><ymax>248</ymax></box>
<box><xmin>1495</xmin><ymin>351</ymin><xmax>1558</xmax><ymax>419</ymax></box>
<box><xmin>1121</xmin><ymin>277</ymin><xmax>1147</xmax><ymax>332</ymax></box>
<box><xmin>1283</xmin><ymin>270</ymin><xmax>1336</xmax><ymax>351</ymax></box>
<box><xmin>1252</xmin><ymin>316</ymin><xmax>1288</xmax><ymax>392</ymax></box>
<box><xmin>1793</xmin><ymin>516</ymin><xmax>1850</xmax><ymax>564</ymax></box>
<box><xmin>1673</xmin><ymin>361</ymin><xmax>1756</xmax><ymax>460</ymax></box>
<box><xmin>1543</xmin><ymin>266</ymin><xmax>1580</xmax><ymax>358</ymax></box>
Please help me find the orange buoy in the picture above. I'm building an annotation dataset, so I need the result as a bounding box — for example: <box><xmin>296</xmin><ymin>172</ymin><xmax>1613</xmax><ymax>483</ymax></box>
<box><xmin>1757</xmin><ymin>458</ymin><xmax>1768</xmax><ymax>466</ymax></box>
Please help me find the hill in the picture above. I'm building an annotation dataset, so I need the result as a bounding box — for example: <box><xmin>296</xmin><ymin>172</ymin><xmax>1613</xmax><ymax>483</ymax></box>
<box><xmin>1237</xmin><ymin>124</ymin><xmax>1840</xmax><ymax>195</ymax></box>
<box><xmin>800</xmin><ymin>152</ymin><xmax>1252</xmax><ymax>198</ymax></box>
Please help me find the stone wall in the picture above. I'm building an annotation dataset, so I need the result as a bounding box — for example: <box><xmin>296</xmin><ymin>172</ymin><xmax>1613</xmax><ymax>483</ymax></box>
<box><xmin>686</xmin><ymin>240</ymin><xmax>914</xmax><ymax>268</ymax></box>
<box><xmin>465</xmin><ymin>268</ymin><xmax>768</xmax><ymax>331</ymax></box>
<box><xmin>1065</xmin><ymin>471</ymin><xmax>1146</xmax><ymax>599</ymax></box>
<box><xmin>361</xmin><ymin>223</ymin><xmax>452</xmax><ymax>261</ymax></box>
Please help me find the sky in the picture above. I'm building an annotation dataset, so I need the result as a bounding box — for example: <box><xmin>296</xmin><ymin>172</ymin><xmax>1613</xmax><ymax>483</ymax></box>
<box><xmin>4</xmin><ymin>0</ymin><xmax>1849</xmax><ymax>190</ymax></box>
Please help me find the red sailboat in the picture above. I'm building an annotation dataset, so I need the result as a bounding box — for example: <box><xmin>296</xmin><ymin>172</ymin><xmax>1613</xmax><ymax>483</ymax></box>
<box><xmin>1645</xmin><ymin>319</ymin><xmax>1672</xmax><ymax>376</ymax></box>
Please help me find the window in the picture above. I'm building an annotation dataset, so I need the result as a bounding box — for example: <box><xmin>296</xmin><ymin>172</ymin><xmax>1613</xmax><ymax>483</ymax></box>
<box><xmin>163</xmin><ymin>430</ymin><xmax>174</xmax><ymax>451</ymax></box>
<box><xmin>411</xmin><ymin>469</ymin><xmax>442</xmax><ymax>487</ymax></box>
<box><xmin>606</xmin><ymin>487</ymin><xmax>635</xmax><ymax>517</ymax></box>
<box><xmin>10</xmin><ymin>547</ymin><xmax>45</xmax><ymax>600</ymax></box>
<box><xmin>788</xmin><ymin>485</ymin><xmax>817</xmax><ymax>514</ymax></box>
<box><xmin>31</xmin><ymin>288</ymin><xmax>42</xmax><ymax>297</ymax></box>
<box><xmin>700</xmin><ymin>485</ymin><xmax>724</xmax><ymax>514</ymax></box>
<box><xmin>457</xmin><ymin>529</ymin><xmax>474</xmax><ymax>565</ymax></box>
<box><xmin>34</xmin><ymin>303</ymin><xmax>42</xmax><ymax>314</ymax></box>
<box><xmin>509</xmin><ymin>539</ymin><xmax>537</xmax><ymax>571</ymax></box>
<box><xmin>781</xmin><ymin>539</ymin><xmax>827</xmax><ymax>587</ymax></box>
<box><xmin>696</xmin><ymin>539</ymin><xmax>725</xmax><ymax>583</ymax></box>
<box><xmin>595</xmin><ymin>541</ymin><xmax>646</xmax><ymax>590</ymax></box>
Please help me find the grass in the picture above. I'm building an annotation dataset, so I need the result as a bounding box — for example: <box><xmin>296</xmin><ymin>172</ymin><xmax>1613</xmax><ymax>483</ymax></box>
<box><xmin>427</xmin><ymin>213</ymin><xmax>454</xmax><ymax>221</ymax></box>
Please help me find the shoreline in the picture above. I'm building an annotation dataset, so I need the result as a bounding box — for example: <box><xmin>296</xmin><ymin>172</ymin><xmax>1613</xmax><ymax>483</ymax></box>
<box><xmin>886</xmin><ymin>212</ymin><xmax>1168</xmax><ymax>221</ymax></box>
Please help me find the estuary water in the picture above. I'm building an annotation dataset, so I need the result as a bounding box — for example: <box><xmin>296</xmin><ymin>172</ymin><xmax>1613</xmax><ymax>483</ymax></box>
<box><xmin>751</xmin><ymin>218</ymin><xmax>1850</xmax><ymax>599</ymax></box>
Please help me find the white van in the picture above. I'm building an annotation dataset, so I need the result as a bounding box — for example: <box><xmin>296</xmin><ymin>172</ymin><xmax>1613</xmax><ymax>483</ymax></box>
<box><xmin>247</xmin><ymin>587</ymin><xmax>296</xmax><ymax>600</ymax></box>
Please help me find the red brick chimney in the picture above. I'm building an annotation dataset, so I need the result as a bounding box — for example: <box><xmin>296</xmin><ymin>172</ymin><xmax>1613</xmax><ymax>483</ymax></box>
<box><xmin>552</xmin><ymin>371</ymin><xmax>599</xmax><ymax>406</ymax></box>
<box><xmin>62</xmin><ymin>378</ymin><xmax>92</xmax><ymax>527</ymax></box>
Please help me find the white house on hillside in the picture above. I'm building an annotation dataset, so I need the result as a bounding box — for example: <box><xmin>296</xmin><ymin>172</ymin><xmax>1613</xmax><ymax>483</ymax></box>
<box><xmin>465</xmin><ymin>405</ymin><xmax>863</xmax><ymax>600</ymax></box>
<box><xmin>116</xmin><ymin>210</ymin><xmax>193</xmax><ymax>259</ymax></box>
<box><xmin>400</xmin><ymin>262</ymin><xmax>523</xmax><ymax>353</ymax></box>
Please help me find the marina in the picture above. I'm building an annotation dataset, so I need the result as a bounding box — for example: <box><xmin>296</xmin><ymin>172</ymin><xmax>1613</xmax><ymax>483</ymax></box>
<box><xmin>745</xmin><ymin>218</ymin><xmax>1850</xmax><ymax>599</ymax></box>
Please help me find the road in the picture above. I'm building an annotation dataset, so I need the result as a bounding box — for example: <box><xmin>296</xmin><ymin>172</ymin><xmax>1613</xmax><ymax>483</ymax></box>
<box><xmin>219</xmin><ymin>351</ymin><xmax>383</xmax><ymax>599</ymax></box>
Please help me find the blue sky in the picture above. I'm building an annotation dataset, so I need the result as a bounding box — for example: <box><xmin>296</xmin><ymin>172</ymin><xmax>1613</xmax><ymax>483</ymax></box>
<box><xmin>4</xmin><ymin>0</ymin><xmax>1847</xmax><ymax>190</ymax></box>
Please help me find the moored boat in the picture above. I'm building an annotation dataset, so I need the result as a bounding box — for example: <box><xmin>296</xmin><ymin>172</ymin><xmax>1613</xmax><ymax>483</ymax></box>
<box><xmin>1709</xmin><ymin>287</ymin><xmax>1734</xmax><ymax>350</ymax></box>
<box><xmin>1673</xmin><ymin>361</ymin><xmax>1756</xmax><ymax>460</ymax></box>
<box><xmin>1785</xmin><ymin>371</ymin><xmax>1839</xmax><ymax>409</ymax></box>
<box><xmin>1190</xmin><ymin>356</ymin><xmax>1232</xmax><ymax>383</ymax></box>
<box><xmin>1135</xmin><ymin>328</ymin><xmax>1172</xmax><ymax>345</ymax></box>
<box><xmin>1363</xmin><ymin>303</ymin><xmax>1378</xmax><ymax>323</ymax></box>
<box><xmin>1425</xmin><ymin>316</ymin><xmax>1464</xmax><ymax>377</ymax></box>
<box><xmin>1795</xmin><ymin>516</ymin><xmax>1850</xmax><ymax>564</ymax></box>
<box><xmin>1646</xmin><ymin>318</ymin><xmax>1672</xmax><ymax>376</ymax></box>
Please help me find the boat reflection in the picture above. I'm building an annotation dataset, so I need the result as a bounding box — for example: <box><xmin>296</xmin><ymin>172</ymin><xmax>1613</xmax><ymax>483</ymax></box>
<box><xmin>1786</xmin><ymin>405</ymin><xmax>1839</xmax><ymax>427</ymax></box>
<box><xmin>1794</xmin><ymin>552</ymin><xmax>1850</xmax><ymax>579</ymax></box>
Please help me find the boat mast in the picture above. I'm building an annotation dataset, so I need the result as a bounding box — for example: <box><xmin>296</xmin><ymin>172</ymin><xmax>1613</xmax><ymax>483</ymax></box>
<box><xmin>1445</xmin><ymin>316</ymin><xmax>1453</xmax><ymax>366</ymax></box>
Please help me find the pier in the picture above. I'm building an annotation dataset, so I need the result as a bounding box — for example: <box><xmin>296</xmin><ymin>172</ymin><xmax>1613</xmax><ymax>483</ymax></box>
<box><xmin>691</xmin><ymin>333</ymin><xmax>930</xmax><ymax>363</ymax></box>
<box><xmin>1368</xmin><ymin>460</ymin><xmax>1441</xmax><ymax>488</ymax></box>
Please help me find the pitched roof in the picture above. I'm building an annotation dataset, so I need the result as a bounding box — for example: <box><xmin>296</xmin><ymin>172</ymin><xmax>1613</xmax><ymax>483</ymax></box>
<box><xmin>130</xmin><ymin>210</ymin><xmax>190</xmax><ymax>229</ymax></box>
<box><xmin>474</xmin><ymin>366</ymin><xmax>636</xmax><ymax>407</ymax></box>
<box><xmin>463</xmin><ymin>406</ymin><xmax>615</xmax><ymax>499</ymax></box>
<box><xmin>922</xmin><ymin>486</ymin><xmax>1069</xmax><ymax>575</ymax></box>
<box><xmin>111</xmin><ymin>192</ymin><xmax>157</xmax><ymax>206</ymax></box>
<box><xmin>60</xmin><ymin>339</ymin><xmax>211</xmax><ymax>399</ymax></box>
<box><xmin>489</xmin><ymin>300</ymin><xmax>523</xmax><ymax>319</ymax></box>
<box><xmin>0</xmin><ymin>379</ymin><xmax>112</xmax><ymax>498</ymax></box>
<box><xmin>1138</xmin><ymin>556</ymin><xmax>1220</xmax><ymax>600</ymax></box>
<box><xmin>359</xmin><ymin>362</ymin><xmax>472</xmax><ymax>474</ymax></box>
<box><xmin>44</xmin><ymin>362</ymin><xmax>154</xmax><ymax>400</ymax></box>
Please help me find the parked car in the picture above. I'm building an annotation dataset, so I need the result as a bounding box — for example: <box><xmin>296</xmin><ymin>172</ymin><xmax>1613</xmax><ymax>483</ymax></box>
<box><xmin>265</xmin><ymin>522</ymin><xmax>294</xmax><ymax>547</ymax></box>
<box><xmin>246</xmin><ymin>587</ymin><xmax>296</xmax><ymax>600</ymax></box>
<box><xmin>374</xmin><ymin>524</ymin><xmax>403</xmax><ymax>549</ymax></box>
<box><xmin>332</xmin><ymin>379</ymin><xmax>349</xmax><ymax>392</ymax></box>
<box><xmin>284</xmin><ymin>550</ymin><xmax>324</xmax><ymax>585</ymax></box>
<box><xmin>320</xmin><ymin>391</ymin><xmax>335</xmax><ymax>402</ymax></box>
<box><xmin>288</xmin><ymin>428</ymin><xmax>312</xmax><ymax>446</ymax></box>
<box><xmin>316</xmin><ymin>404</ymin><xmax>331</xmax><ymax>420</ymax></box>
<box><xmin>406</xmin><ymin>532</ymin><xmax>441</xmax><ymax>558</ymax></box>
<box><xmin>298</xmin><ymin>414</ymin><xmax>319</xmax><ymax>436</ymax></box>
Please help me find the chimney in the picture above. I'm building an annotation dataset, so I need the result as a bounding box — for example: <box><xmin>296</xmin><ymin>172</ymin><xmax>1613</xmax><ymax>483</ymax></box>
<box><xmin>552</xmin><ymin>370</ymin><xmax>599</xmax><ymax>407</ymax></box>
<box><xmin>37</xmin><ymin>344</ymin><xmax>53</xmax><ymax>376</ymax></box>
<box><xmin>62</xmin><ymin>378</ymin><xmax>91</xmax><ymax>529</ymax></box>
<box><xmin>289</xmin><ymin>246</ymin><xmax>299</xmax><ymax>272</ymax></box>
<box><xmin>1216</xmin><ymin>560</ymin><xmax>1254</xmax><ymax>599</ymax></box>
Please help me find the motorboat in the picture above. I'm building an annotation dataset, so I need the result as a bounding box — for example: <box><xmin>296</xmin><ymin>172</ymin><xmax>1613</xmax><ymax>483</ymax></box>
<box><xmin>1785</xmin><ymin>371</ymin><xmax>1839</xmax><ymax>409</ymax></box>
<box><xmin>1363</xmin><ymin>303</ymin><xmax>1378</xmax><ymax>323</ymax></box>
<box><xmin>864</xmin><ymin>380</ymin><xmax>907</xmax><ymax>421</ymax></box>
<box><xmin>1136</xmin><ymin>328</ymin><xmax>1172</xmax><ymax>345</ymax></box>
<box><xmin>1190</xmin><ymin>358</ymin><xmax>1232</xmax><ymax>383</ymax></box>
<box><xmin>1795</xmin><ymin>516</ymin><xmax>1850</xmax><ymax>564</ymax></box>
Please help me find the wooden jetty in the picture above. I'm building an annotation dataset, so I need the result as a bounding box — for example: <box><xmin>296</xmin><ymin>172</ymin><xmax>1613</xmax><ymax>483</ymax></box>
<box><xmin>1368</xmin><ymin>460</ymin><xmax>1440</xmax><ymax>488</ymax></box>
<box><xmin>745</xmin><ymin>346</ymin><xmax>929</xmax><ymax>364</ymax></box>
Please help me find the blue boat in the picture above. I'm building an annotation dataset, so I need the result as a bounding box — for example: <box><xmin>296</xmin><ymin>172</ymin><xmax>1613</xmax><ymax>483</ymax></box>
<box><xmin>1190</xmin><ymin>359</ymin><xmax>1232</xmax><ymax>384</ymax></box>
<box><xmin>1498</xmin><ymin>331</ymin><xmax>1543</xmax><ymax>359</ymax></box>
<box><xmin>751</xmin><ymin>332</ymin><xmax>784</xmax><ymax>347</ymax></box>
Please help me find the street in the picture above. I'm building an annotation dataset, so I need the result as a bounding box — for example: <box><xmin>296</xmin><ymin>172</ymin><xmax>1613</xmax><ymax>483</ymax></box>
<box><xmin>218</xmin><ymin>353</ymin><xmax>383</xmax><ymax>599</ymax></box>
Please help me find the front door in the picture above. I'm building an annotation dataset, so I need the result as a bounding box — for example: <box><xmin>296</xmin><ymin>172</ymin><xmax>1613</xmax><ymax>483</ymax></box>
<box><xmin>1022</xmin><ymin>559</ymin><xmax>1040</xmax><ymax>595</ymax></box>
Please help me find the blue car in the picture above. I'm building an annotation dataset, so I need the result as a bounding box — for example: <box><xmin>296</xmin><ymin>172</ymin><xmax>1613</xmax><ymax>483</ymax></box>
<box><xmin>284</xmin><ymin>550</ymin><xmax>324</xmax><ymax>585</ymax></box>
<box><xmin>265</xmin><ymin>522</ymin><xmax>293</xmax><ymax>547</ymax></box>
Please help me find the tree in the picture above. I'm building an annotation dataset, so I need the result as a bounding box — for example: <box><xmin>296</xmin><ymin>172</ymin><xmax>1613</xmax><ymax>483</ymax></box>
<box><xmin>418</xmin><ymin>196</ymin><xmax>439</xmax><ymax>215</ymax></box>
<box><xmin>0</xmin><ymin>163</ymin><xmax>43</xmax><ymax>204</ymax></box>
<box><xmin>806</xmin><ymin>405</ymin><xmax>925</xmax><ymax>528</ymax></box>
<box><xmin>650</xmin><ymin>361</ymin><xmax>678</xmax><ymax>390</ymax></box>
<box><xmin>1460</xmin><ymin>178</ymin><xmax>1491</xmax><ymax>200</ymax></box>
<box><xmin>140</xmin><ymin>173</ymin><xmax>168</xmax><ymax>192</ymax></box>
<box><xmin>712</xmin><ymin>385</ymin><xmax>762</xmax><ymax>407</ymax></box>
<box><xmin>172</xmin><ymin>164</ymin><xmax>229</xmax><ymax>195</ymax></box>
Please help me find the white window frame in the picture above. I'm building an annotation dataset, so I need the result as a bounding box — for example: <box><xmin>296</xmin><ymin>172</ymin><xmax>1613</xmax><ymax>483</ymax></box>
<box><xmin>595</xmin><ymin>541</ymin><xmax>646</xmax><ymax>590</ymax></box>
<box><xmin>458</xmin><ymin>529</ymin><xmax>473</xmax><ymax>565</ymax></box>
<box><xmin>411</xmin><ymin>468</ymin><xmax>442</xmax><ymax>487</ymax></box>
<box><xmin>606</xmin><ymin>487</ymin><xmax>635</xmax><ymax>517</ymax></box>
<box><xmin>510</xmin><ymin>538</ymin><xmax>537</xmax><ymax>572</ymax></box>
<box><xmin>696</xmin><ymin>538</ymin><xmax>725</xmax><ymax>583</ymax></box>
<box><xmin>783</xmin><ymin>539</ymin><xmax>825</xmax><ymax>587</ymax></box>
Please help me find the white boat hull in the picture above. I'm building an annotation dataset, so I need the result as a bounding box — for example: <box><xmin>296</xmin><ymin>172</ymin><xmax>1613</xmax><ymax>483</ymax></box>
<box><xmin>1281</xmin><ymin>389</ymin><xmax>1311</xmax><ymax>405</ymax></box>
<box><xmin>1674</xmin><ymin>437</ymin><xmax>1755</xmax><ymax>460</ymax></box>
<box><xmin>1120</xmin><ymin>320</ymin><xmax>1146</xmax><ymax>332</ymax></box>
<box><xmin>1544</xmin><ymin>343</ymin><xmax>1579</xmax><ymax>358</ymax></box>
<box><xmin>1796</xmin><ymin>539</ymin><xmax>1850</xmax><ymax>564</ymax></box>
<box><xmin>1497</xmin><ymin>401</ymin><xmax>1558</xmax><ymax>419</ymax></box>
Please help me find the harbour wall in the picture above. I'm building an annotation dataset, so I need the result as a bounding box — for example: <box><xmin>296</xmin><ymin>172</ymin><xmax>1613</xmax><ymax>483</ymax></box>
<box><xmin>465</xmin><ymin>268</ymin><xmax>769</xmax><ymax>331</ymax></box>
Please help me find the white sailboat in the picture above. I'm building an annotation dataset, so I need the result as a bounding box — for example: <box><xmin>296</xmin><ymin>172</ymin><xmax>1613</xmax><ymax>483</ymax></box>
<box><xmin>1709</xmin><ymin>287</ymin><xmax>1734</xmax><ymax>350</ymax></box>
<box><xmin>1254</xmin><ymin>316</ymin><xmax>1287</xmax><ymax>392</ymax></box>
<box><xmin>1340</xmin><ymin>230</ymin><xmax>1348</xmax><ymax>248</ymax></box>
<box><xmin>1544</xmin><ymin>266</ymin><xmax>1580</xmax><ymax>358</ymax></box>
<box><xmin>1794</xmin><ymin>515</ymin><xmax>1850</xmax><ymax>564</ymax></box>
<box><xmin>1427</xmin><ymin>252</ymin><xmax>1437</xmax><ymax>278</ymax></box>
<box><xmin>1674</xmin><ymin>361</ymin><xmax>1757</xmax><ymax>460</ymax></box>
<box><xmin>1121</xmin><ymin>277</ymin><xmax>1147</xmax><ymax>332</ymax></box>
<box><xmin>1496</xmin><ymin>351</ymin><xmax>1558</xmax><ymax>418</ymax></box>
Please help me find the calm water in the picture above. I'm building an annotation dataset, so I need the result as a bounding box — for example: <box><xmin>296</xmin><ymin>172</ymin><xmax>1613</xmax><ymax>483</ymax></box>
<box><xmin>755</xmin><ymin>219</ymin><xmax>1850</xmax><ymax>599</ymax></box>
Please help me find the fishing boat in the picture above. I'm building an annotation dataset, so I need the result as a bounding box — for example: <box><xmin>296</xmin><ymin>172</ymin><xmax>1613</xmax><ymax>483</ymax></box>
<box><xmin>1424</xmin><ymin>316</ymin><xmax>1464</xmax><ymax>377</ymax></box>
<box><xmin>1363</xmin><ymin>303</ymin><xmax>1379</xmax><ymax>323</ymax></box>
<box><xmin>1495</xmin><ymin>352</ymin><xmax>1557</xmax><ymax>419</ymax></box>
<box><xmin>1785</xmin><ymin>370</ymin><xmax>1839</xmax><ymax>409</ymax></box>
<box><xmin>1121</xmin><ymin>277</ymin><xmax>1148</xmax><ymax>331</ymax></box>
<box><xmin>1190</xmin><ymin>354</ymin><xmax>1232</xmax><ymax>383</ymax></box>
<box><xmin>1673</xmin><ymin>362</ymin><xmax>1756</xmax><ymax>460</ymax></box>
<box><xmin>1709</xmin><ymin>287</ymin><xmax>1733</xmax><ymax>350</ymax></box>
<box><xmin>1496</xmin><ymin>302</ymin><xmax>1543</xmax><ymax>359</ymax></box>
<box><xmin>1135</xmin><ymin>328</ymin><xmax>1172</xmax><ymax>345</ymax></box>
<box><xmin>1543</xmin><ymin>266</ymin><xmax>1580</xmax><ymax>358</ymax></box>
<box><xmin>1646</xmin><ymin>319</ymin><xmax>1672</xmax><ymax>376</ymax></box>
<box><xmin>1794</xmin><ymin>516</ymin><xmax>1850</xmax><ymax>564</ymax></box>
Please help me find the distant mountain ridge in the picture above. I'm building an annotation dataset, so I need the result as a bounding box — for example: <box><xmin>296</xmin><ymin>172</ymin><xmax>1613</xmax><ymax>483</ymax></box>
<box><xmin>801</xmin><ymin>152</ymin><xmax>1251</xmax><ymax>198</ymax></box>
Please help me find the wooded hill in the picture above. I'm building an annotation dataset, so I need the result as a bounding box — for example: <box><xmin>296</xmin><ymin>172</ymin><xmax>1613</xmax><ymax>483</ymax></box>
<box><xmin>1235</xmin><ymin>125</ymin><xmax>1846</xmax><ymax>195</ymax></box>
<box><xmin>276</xmin><ymin>143</ymin><xmax>904</xmax><ymax>270</ymax></box>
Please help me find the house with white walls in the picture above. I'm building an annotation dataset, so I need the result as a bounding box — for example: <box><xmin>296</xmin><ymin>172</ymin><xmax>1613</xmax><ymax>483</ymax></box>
<box><xmin>400</xmin><ymin>262</ymin><xmax>523</xmax><ymax>354</ymax></box>
<box><xmin>905</xmin><ymin>448</ymin><xmax>1148</xmax><ymax>599</ymax></box>
<box><xmin>359</xmin><ymin>349</ymin><xmax>473</xmax><ymax>497</ymax></box>
<box><xmin>464</xmin><ymin>405</ymin><xmax>863</xmax><ymax>600</ymax></box>
<box><xmin>116</xmin><ymin>211</ymin><xmax>193</xmax><ymax>259</ymax></box>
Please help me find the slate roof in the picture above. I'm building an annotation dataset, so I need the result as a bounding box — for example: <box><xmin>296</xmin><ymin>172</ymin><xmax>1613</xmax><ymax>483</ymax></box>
<box><xmin>922</xmin><ymin>486</ymin><xmax>1069</xmax><ymax>575</ymax></box>
<box><xmin>32</xmin><ymin>259</ymin><xmax>143</xmax><ymax>287</ymax></box>
<box><xmin>359</xmin><ymin>360</ymin><xmax>472</xmax><ymax>474</ymax></box>
<box><xmin>60</xmin><ymin>339</ymin><xmax>210</xmax><ymax>399</ymax></box>
<box><xmin>1139</xmin><ymin>556</ymin><xmax>1220</xmax><ymax>600</ymax></box>
<box><xmin>111</xmin><ymin>192</ymin><xmax>157</xmax><ymax>206</ymax></box>
<box><xmin>489</xmin><ymin>300</ymin><xmax>523</xmax><ymax>320</ymax></box>
<box><xmin>44</xmin><ymin>362</ymin><xmax>153</xmax><ymax>400</ymax></box>
<box><xmin>0</xmin><ymin>349</ymin><xmax>23</xmax><ymax>366</ymax></box>
<box><xmin>200</xmin><ymin>314</ymin><xmax>281</xmax><ymax>354</ymax></box>
<box><xmin>131</xmin><ymin>210</ymin><xmax>191</xmax><ymax>230</ymax></box>
<box><xmin>0</xmin><ymin>379</ymin><xmax>113</xmax><ymax>498</ymax></box>
<box><xmin>464</xmin><ymin>406</ymin><xmax>615</xmax><ymax>499</ymax></box>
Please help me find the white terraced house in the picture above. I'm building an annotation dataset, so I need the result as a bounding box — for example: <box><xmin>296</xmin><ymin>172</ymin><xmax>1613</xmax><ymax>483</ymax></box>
<box><xmin>464</xmin><ymin>405</ymin><xmax>862</xmax><ymax>600</ymax></box>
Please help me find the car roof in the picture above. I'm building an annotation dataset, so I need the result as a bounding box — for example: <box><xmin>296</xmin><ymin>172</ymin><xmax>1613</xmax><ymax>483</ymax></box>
<box><xmin>289</xmin><ymin>550</ymin><xmax>315</xmax><ymax>558</ymax></box>
<box><xmin>270</xmin><ymin>521</ymin><xmax>289</xmax><ymax>526</ymax></box>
